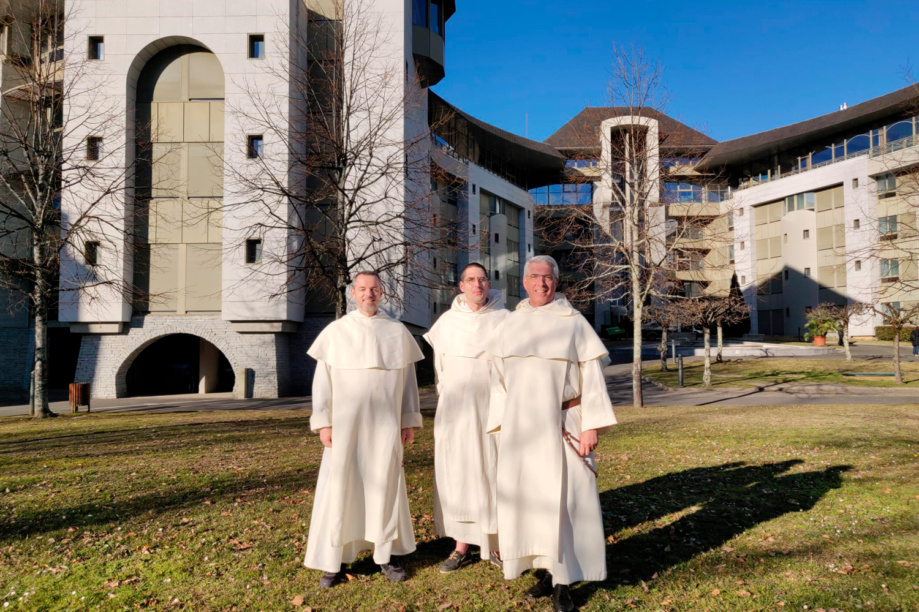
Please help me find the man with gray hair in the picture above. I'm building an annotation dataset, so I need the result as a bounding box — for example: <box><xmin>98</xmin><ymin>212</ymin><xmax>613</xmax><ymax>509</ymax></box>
<box><xmin>487</xmin><ymin>255</ymin><xmax>617</xmax><ymax>612</ymax></box>
<box><xmin>304</xmin><ymin>271</ymin><xmax>424</xmax><ymax>587</ymax></box>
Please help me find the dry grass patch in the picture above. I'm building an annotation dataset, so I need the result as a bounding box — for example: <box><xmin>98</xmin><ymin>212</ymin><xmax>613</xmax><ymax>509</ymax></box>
<box><xmin>0</xmin><ymin>405</ymin><xmax>917</xmax><ymax>610</ymax></box>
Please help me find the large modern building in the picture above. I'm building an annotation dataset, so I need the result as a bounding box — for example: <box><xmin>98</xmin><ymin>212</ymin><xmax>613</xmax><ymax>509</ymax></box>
<box><xmin>2</xmin><ymin>0</ymin><xmax>918</xmax><ymax>400</ymax></box>
<box><xmin>534</xmin><ymin>87</ymin><xmax>919</xmax><ymax>339</ymax></box>
<box><xmin>1</xmin><ymin>0</ymin><xmax>551</xmax><ymax>399</ymax></box>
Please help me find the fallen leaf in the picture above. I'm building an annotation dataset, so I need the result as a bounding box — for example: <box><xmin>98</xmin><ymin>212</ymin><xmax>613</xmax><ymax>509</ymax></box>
<box><xmin>291</xmin><ymin>595</ymin><xmax>304</xmax><ymax>606</ymax></box>
<box><xmin>710</xmin><ymin>589</ymin><xmax>721</xmax><ymax>596</ymax></box>
<box><xmin>896</xmin><ymin>561</ymin><xmax>911</xmax><ymax>567</ymax></box>
<box><xmin>345</xmin><ymin>573</ymin><xmax>357</xmax><ymax>581</ymax></box>
<box><xmin>437</xmin><ymin>603</ymin><xmax>453</xmax><ymax>611</ymax></box>
<box><xmin>736</xmin><ymin>590</ymin><xmax>752</xmax><ymax>597</ymax></box>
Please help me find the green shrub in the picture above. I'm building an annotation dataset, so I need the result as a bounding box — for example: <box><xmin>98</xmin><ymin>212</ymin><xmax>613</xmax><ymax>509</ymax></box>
<box><xmin>874</xmin><ymin>326</ymin><xmax>917</xmax><ymax>341</ymax></box>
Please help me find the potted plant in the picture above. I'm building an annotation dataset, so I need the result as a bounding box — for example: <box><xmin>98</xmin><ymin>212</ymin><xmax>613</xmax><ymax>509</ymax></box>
<box><xmin>804</xmin><ymin>305</ymin><xmax>840</xmax><ymax>347</ymax></box>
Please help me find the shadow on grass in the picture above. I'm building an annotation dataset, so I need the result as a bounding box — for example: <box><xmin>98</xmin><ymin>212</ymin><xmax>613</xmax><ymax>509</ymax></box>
<box><xmin>570</xmin><ymin>460</ymin><xmax>851</xmax><ymax>605</ymax></box>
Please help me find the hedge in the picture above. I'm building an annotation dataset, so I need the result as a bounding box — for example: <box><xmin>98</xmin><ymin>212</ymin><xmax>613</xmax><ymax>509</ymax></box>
<box><xmin>874</xmin><ymin>326</ymin><xmax>918</xmax><ymax>341</ymax></box>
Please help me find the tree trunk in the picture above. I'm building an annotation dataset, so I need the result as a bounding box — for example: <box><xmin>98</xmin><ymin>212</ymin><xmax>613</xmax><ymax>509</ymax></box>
<box><xmin>843</xmin><ymin>321</ymin><xmax>852</xmax><ymax>361</ymax></box>
<box><xmin>335</xmin><ymin>284</ymin><xmax>347</xmax><ymax>319</ymax></box>
<box><xmin>31</xmin><ymin>242</ymin><xmax>53</xmax><ymax>418</ymax></box>
<box><xmin>631</xmin><ymin>300</ymin><xmax>644</xmax><ymax>407</ymax></box>
<box><xmin>660</xmin><ymin>326</ymin><xmax>668</xmax><ymax>372</ymax></box>
<box><xmin>716</xmin><ymin>321</ymin><xmax>724</xmax><ymax>363</ymax></box>
<box><xmin>702</xmin><ymin>324</ymin><xmax>712</xmax><ymax>388</ymax></box>
<box><xmin>893</xmin><ymin>331</ymin><xmax>903</xmax><ymax>384</ymax></box>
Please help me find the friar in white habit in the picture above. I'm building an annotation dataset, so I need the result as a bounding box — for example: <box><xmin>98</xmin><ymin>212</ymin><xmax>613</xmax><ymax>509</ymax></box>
<box><xmin>303</xmin><ymin>271</ymin><xmax>424</xmax><ymax>588</ymax></box>
<box><xmin>423</xmin><ymin>262</ymin><xmax>509</xmax><ymax>573</ymax></box>
<box><xmin>486</xmin><ymin>255</ymin><xmax>617</xmax><ymax>612</ymax></box>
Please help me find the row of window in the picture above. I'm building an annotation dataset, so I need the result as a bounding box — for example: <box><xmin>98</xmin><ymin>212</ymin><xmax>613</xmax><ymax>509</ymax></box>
<box><xmin>529</xmin><ymin>183</ymin><xmax>592</xmax><ymax>206</ymax></box>
<box><xmin>84</xmin><ymin>135</ymin><xmax>264</xmax><ymax>161</ymax></box>
<box><xmin>82</xmin><ymin>34</ymin><xmax>267</xmax><ymax>61</ymax></box>
<box><xmin>663</xmin><ymin>182</ymin><xmax>729</xmax><ymax>204</ymax></box>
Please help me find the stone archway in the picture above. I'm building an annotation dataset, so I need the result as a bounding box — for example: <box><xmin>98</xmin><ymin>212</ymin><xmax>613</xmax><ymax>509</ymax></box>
<box><xmin>114</xmin><ymin>325</ymin><xmax>242</xmax><ymax>398</ymax></box>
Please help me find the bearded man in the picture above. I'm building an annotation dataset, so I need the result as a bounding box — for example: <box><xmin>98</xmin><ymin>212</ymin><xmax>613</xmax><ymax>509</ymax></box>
<box><xmin>304</xmin><ymin>271</ymin><xmax>423</xmax><ymax>587</ymax></box>
<box><xmin>487</xmin><ymin>255</ymin><xmax>617</xmax><ymax>612</ymax></box>
<box><xmin>423</xmin><ymin>262</ymin><xmax>509</xmax><ymax>573</ymax></box>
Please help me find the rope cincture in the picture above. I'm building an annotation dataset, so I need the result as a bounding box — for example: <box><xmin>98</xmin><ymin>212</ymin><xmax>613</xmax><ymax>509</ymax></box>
<box><xmin>561</xmin><ymin>428</ymin><xmax>599</xmax><ymax>478</ymax></box>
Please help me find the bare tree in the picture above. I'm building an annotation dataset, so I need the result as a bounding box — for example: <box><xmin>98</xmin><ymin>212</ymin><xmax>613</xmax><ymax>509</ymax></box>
<box><xmin>680</xmin><ymin>292</ymin><xmax>749</xmax><ymax>388</ymax></box>
<box><xmin>824</xmin><ymin>301</ymin><xmax>868</xmax><ymax>361</ymax></box>
<box><xmin>0</xmin><ymin>0</ymin><xmax>134</xmax><ymax>417</ymax></box>
<box><xmin>537</xmin><ymin>46</ymin><xmax>734</xmax><ymax>406</ymax></box>
<box><xmin>876</xmin><ymin>302</ymin><xmax>919</xmax><ymax>384</ymax></box>
<box><xmin>646</xmin><ymin>298</ymin><xmax>688</xmax><ymax>372</ymax></box>
<box><xmin>223</xmin><ymin>0</ymin><xmax>451</xmax><ymax>319</ymax></box>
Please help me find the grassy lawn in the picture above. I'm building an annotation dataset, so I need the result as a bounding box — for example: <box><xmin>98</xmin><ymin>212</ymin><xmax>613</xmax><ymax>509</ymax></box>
<box><xmin>645</xmin><ymin>358</ymin><xmax>919</xmax><ymax>389</ymax></box>
<box><xmin>1</xmin><ymin>406</ymin><xmax>918</xmax><ymax>611</ymax></box>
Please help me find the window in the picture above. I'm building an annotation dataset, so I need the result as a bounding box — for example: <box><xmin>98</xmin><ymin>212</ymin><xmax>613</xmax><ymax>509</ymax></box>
<box><xmin>785</xmin><ymin>192</ymin><xmax>815</xmax><ymax>213</ymax></box>
<box><xmin>783</xmin><ymin>233</ymin><xmax>788</xmax><ymax>244</ymax></box>
<box><xmin>88</xmin><ymin>36</ymin><xmax>104</xmax><ymax>60</ymax></box>
<box><xmin>854</xmin><ymin>260</ymin><xmax>862</xmax><ymax>271</ymax></box>
<box><xmin>664</xmin><ymin>182</ymin><xmax>702</xmax><ymax>203</ymax></box>
<box><xmin>785</xmin><ymin>307</ymin><xmax>790</xmax><ymax>317</ymax></box>
<box><xmin>472</xmin><ymin>185</ymin><xmax>476</xmax><ymax>195</ymax></box>
<box><xmin>804</xmin><ymin>267</ymin><xmax>811</xmax><ymax>278</ymax></box>
<box><xmin>433</xmin><ymin>257</ymin><xmax>437</xmax><ymax>269</ymax></box>
<box><xmin>527</xmin><ymin>210</ymin><xmax>531</xmax><ymax>220</ymax></box>
<box><xmin>247</xmin><ymin>135</ymin><xmax>264</xmax><ymax>159</ymax></box>
<box><xmin>248</xmin><ymin>34</ymin><xmax>265</xmax><ymax>59</ymax></box>
<box><xmin>727</xmin><ymin>211</ymin><xmax>734</xmax><ymax>229</ymax></box>
<box><xmin>245</xmin><ymin>239</ymin><xmax>263</xmax><ymax>264</ymax></box>
<box><xmin>784</xmin><ymin>270</ymin><xmax>789</xmax><ymax>280</ymax></box>
<box><xmin>741</xmin><ymin>275</ymin><xmax>746</xmax><ymax>284</ymax></box>
<box><xmin>471</xmin><ymin>223</ymin><xmax>476</xmax><ymax>235</ymax></box>
<box><xmin>527</xmin><ymin>243</ymin><xmax>532</xmax><ymax>252</ymax></box>
<box><xmin>880</xmin><ymin>258</ymin><xmax>899</xmax><ymax>280</ymax></box>
<box><xmin>84</xmin><ymin>241</ymin><xmax>100</xmax><ymax>266</ymax></box>
<box><xmin>740</xmin><ymin>241</ymin><xmax>745</xmax><ymax>251</ymax></box>
<box><xmin>530</xmin><ymin>183</ymin><xmax>592</xmax><ymax>206</ymax></box>
<box><xmin>0</xmin><ymin>24</ymin><xmax>8</xmax><ymax>55</ymax></box>
<box><xmin>728</xmin><ymin>245</ymin><xmax>734</xmax><ymax>262</ymax></box>
<box><xmin>86</xmin><ymin>136</ymin><xmax>102</xmax><ymax>161</ymax></box>
<box><xmin>803</xmin><ymin>229</ymin><xmax>810</xmax><ymax>239</ymax></box>
<box><xmin>494</xmin><ymin>270</ymin><xmax>500</xmax><ymax>280</ymax></box>
<box><xmin>738</xmin><ymin>208</ymin><xmax>744</xmax><ymax>217</ymax></box>
<box><xmin>879</xmin><ymin>215</ymin><xmax>898</xmax><ymax>239</ymax></box>
<box><xmin>412</xmin><ymin>0</ymin><xmax>427</xmax><ymax>26</ymax></box>
<box><xmin>852</xmin><ymin>178</ymin><xmax>859</xmax><ymax>189</ymax></box>
<box><xmin>429</xmin><ymin>0</ymin><xmax>443</xmax><ymax>35</ymax></box>
<box><xmin>494</xmin><ymin>233</ymin><xmax>499</xmax><ymax>244</ymax></box>
<box><xmin>853</xmin><ymin>219</ymin><xmax>860</xmax><ymax>230</ymax></box>
<box><xmin>876</xmin><ymin>173</ymin><xmax>896</xmax><ymax>198</ymax></box>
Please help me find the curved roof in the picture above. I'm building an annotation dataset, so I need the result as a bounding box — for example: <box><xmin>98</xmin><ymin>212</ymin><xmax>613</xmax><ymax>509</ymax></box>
<box><xmin>545</xmin><ymin>107</ymin><xmax>717</xmax><ymax>151</ymax></box>
<box><xmin>697</xmin><ymin>84</ymin><xmax>919</xmax><ymax>169</ymax></box>
<box><xmin>429</xmin><ymin>92</ymin><xmax>566</xmax><ymax>188</ymax></box>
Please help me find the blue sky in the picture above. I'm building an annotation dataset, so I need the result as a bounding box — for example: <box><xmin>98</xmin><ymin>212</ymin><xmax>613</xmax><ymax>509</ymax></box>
<box><xmin>432</xmin><ymin>0</ymin><xmax>918</xmax><ymax>144</ymax></box>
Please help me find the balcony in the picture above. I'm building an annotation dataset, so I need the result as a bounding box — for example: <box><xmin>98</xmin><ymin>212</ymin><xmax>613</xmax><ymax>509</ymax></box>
<box><xmin>412</xmin><ymin>0</ymin><xmax>455</xmax><ymax>86</ymax></box>
<box><xmin>667</xmin><ymin>200</ymin><xmax>721</xmax><ymax>217</ymax></box>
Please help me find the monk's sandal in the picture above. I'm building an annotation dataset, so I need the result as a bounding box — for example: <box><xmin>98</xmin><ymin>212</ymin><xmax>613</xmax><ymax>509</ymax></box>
<box><xmin>380</xmin><ymin>562</ymin><xmax>408</xmax><ymax>582</ymax></box>
<box><xmin>439</xmin><ymin>550</ymin><xmax>473</xmax><ymax>573</ymax></box>
<box><xmin>489</xmin><ymin>551</ymin><xmax>503</xmax><ymax>570</ymax></box>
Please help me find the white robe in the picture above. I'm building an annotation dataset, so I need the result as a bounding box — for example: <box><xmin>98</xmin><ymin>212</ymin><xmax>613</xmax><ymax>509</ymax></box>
<box><xmin>303</xmin><ymin>310</ymin><xmax>424</xmax><ymax>573</ymax></box>
<box><xmin>487</xmin><ymin>295</ymin><xmax>617</xmax><ymax>585</ymax></box>
<box><xmin>423</xmin><ymin>290</ymin><xmax>509</xmax><ymax>553</ymax></box>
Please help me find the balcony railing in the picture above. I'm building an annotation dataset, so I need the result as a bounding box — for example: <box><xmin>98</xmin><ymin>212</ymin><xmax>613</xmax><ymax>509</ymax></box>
<box><xmin>735</xmin><ymin>148</ymin><xmax>870</xmax><ymax>191</ymax></box>
<box><xmin>870</xmin><ymin>134</ymin><xmax>919</xmax><ymax>158</ymax></box>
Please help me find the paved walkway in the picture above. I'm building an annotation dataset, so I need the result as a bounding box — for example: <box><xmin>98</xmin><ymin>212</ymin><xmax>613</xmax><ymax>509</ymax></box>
<box><xmin>3</xmin><ymin>351</ymin><xmax>916</xmax><ymax>418</ymax></box>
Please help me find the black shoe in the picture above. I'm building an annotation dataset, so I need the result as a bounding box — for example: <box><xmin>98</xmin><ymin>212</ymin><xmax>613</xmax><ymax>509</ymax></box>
<box><xmin>524</xmin><ymin>571</ymin><xmax>552</xmax><ymax>601</ymax></box>
<box><xmin>440</xmin><ymin>550</ymin><xmax>473</xmax><ymax>573</ymax></box>
<box><xmin>319</xmin><ymin>570</ymin><xmax>344</xmax><ymax>588</ymax></box>
<box><xmin>552</xmin><ymin>584</ymin><xmax>576</xmax><ymax>612</ymax></box>
<box><xmin>380</xmin><ymin>562</ymin><xmax>408</xmax><ymax>582</ymax></box>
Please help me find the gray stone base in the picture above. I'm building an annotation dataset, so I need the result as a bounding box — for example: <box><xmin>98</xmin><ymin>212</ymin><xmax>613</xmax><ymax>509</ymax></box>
<box><xmin>73</xmin><ymin>315</ymin><xmax>294</xmax><ymax>399</ymax></box>
<box><xmin>0</xmin><ymin>326</ymin><xmax>32</xmax><ymax>393</ymax></box>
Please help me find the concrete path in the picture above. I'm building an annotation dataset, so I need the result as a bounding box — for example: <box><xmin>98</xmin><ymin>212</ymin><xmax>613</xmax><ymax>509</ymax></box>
<box><xmin>3</xmin><ymin>350</ymin><xmax>917</xmax><ymax>418</ymax></box>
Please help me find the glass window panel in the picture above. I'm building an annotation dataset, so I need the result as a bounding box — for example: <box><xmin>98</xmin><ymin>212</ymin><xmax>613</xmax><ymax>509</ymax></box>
<box><xmin>805</xmin><ymin>192</ymin><xmax>815</xmax><ymax>209</ymax></box>
<box><xmin>796</xmin><ymin>193</ymin><xmax>804</xmax><ymax>210</ymax></box>
<box><xmin>812</xmin><ymin>147</ymin><xmax>832</xmax><ymax>165</ymax></box>
<box><xmin>886</xmin><ymin>120</ymin><xmax>913</xmax><ymax>142</ymax></box>
<box><xmin>412</xmin><ymin>0</ymin><xmax>427</xmax><ymax>26</ymax></box>
<box><xmin>846</xmin><ymin>134</ymin><xmax>869</xmax><ymax>154</ymax></box>
<box><xmin>833</xmin><ymin>144</ymin><xmax>845</xmax><ymax>158</ymax></box>
<box><xmin>430</xmin><ymin>0</ymin><xmax>441</xmax><ymax>35</ymax></box>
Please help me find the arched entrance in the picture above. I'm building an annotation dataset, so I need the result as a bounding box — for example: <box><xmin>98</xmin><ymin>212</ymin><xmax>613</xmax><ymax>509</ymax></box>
<box><xmin>125</xmin><ymin>334</ymin><xmax>234</xmax><ymax>397</ymax></box>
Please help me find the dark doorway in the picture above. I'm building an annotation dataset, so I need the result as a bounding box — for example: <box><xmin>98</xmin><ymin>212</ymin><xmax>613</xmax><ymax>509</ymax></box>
<box><xmin>126</xmin><ymin>334</ymin><xmax>234</xmax><ymax>397</ymax></box>
<box><xmin>48</xmin><ymin>327</ymin><xmax>82</xmax><ymax>389</ymax></box>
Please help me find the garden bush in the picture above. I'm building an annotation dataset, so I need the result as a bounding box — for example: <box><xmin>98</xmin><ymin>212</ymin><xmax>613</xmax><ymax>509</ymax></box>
<box><xmin>874</xmin><ymin>325</ymin><xmax>917</xmax><ymax>341</ymax></box>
